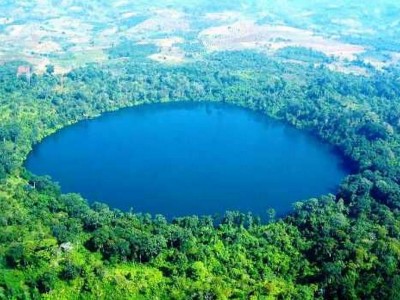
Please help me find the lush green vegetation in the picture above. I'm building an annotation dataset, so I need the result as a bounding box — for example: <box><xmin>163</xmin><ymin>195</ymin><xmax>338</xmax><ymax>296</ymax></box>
<box><xmin>1</xmin><ymin>50</ymin><xmax>400</xmax><ymax>299</ymax></box>
<box><xmin>274</xmin><ymin>47</ymin><xmax>333</xmax><ymax>64</ymax></box>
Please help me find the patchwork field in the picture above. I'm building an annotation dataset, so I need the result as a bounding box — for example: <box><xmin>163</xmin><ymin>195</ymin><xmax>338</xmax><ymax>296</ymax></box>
<box><xmin>0</xmin><ymin>1</ymin><xmax>399</xmax><ymax>74</ymax></box>
<box><xmin>199</xmin><ymin>21</ymin><xmax>365</xmax><ymax>61</ymax></box>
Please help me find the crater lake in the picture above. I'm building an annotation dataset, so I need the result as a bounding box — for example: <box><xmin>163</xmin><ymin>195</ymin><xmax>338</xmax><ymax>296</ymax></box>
<box><xmin>25</xmin><ymin>102</ymin><xmax>350</xmax><ymax>219</ymax></box>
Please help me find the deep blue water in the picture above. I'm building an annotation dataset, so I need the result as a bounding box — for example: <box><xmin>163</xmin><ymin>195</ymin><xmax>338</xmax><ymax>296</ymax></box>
<box><xmin>26</xmin><ymin>102</ymin><xmax>349</xmax><ymax>219</ymax></box>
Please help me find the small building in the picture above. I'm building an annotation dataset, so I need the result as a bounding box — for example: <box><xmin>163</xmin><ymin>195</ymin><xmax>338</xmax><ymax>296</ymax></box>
<box><xmin>60</xmin><ymin>242</ymin><xmax>73</xmax><ymax>252</ymax></box>
<box><xmin>17</xmin><ymin>65</ymin><xmax>31</xmax><ymax>77</ymax></box>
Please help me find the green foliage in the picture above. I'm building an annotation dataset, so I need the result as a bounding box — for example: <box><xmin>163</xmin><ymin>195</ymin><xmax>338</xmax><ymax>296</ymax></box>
<box><xmin>107</xmin><ymin>39</ymin><xmax>158</xmax><ymax>59</ymax></box>
<box><xmin>275</xmin><ymin>46</ymin><xmax>333</xmax><ymax>64</ymax></box>
<box><xmin>1</xmin><ymin>50</ymin><xmax>400</xmax><ymax>298</ymax></box>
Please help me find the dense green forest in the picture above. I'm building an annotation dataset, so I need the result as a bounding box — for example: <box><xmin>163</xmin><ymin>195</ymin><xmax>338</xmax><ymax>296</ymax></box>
<box><xmin>1</xmin><ymin>50</ymin><xmax>400</xmax><ymax>299</ymax></box>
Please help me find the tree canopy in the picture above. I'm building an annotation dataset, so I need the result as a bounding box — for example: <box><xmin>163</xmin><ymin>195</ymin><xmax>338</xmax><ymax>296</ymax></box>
<box><xmin>1</xmin><ymin>50</ymin><xmax>400</xmax><ymax>299</ymax></box>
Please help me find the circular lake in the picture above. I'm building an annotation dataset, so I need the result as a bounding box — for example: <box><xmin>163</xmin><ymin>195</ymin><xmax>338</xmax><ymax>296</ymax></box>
<box><xmin>25</xmin><ymin>102</ymin><xmax>350</xmax><ymax>219</ymax></box>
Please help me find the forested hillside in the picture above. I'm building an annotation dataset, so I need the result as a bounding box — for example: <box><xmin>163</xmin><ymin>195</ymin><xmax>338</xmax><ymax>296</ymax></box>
<box><xmin>1</xmin><ymin>49</ymin><xmax>400</xmax><ymax>299</ymax></box>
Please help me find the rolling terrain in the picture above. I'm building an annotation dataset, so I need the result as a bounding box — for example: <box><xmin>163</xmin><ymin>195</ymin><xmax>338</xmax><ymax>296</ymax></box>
<box><xmin>1</xmin><ymin>1</ymin><xmax>400</xmax><ymax>299</ymax></box>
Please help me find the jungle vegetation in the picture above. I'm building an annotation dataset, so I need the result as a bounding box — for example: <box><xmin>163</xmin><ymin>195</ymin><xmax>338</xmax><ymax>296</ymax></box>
<box><xmin>1</xmin><ymin>49</ymin><xmax>400</xmax><ymax>299</ymax></box>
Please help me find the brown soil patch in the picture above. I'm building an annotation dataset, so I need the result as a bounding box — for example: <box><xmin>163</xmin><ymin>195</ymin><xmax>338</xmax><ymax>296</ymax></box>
<box><xmin>200</xmin><ymin>21</ymin><xmax>365</xmax><ymax>60</ymax></box>
<box><xmin>129</xmin><ymin>9</ymin><xmax>189</xmax><ymax>34</ymax></box>
<box><xmin>143</xmin><ymin>37</ymin><xmax>186</xmax><ymax>64</ymax></box>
